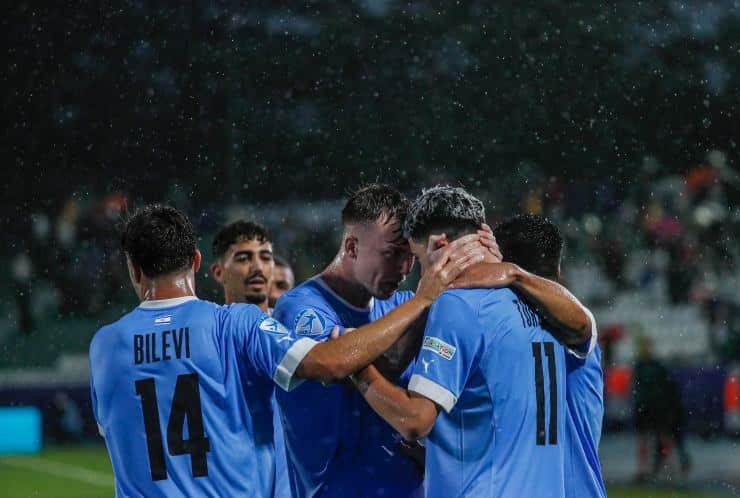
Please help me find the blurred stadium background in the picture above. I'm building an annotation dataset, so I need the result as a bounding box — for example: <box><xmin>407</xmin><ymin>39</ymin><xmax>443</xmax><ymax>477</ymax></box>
<box><xmin>3</xmin><ymin>2</ymin><xmax>740</xmax><ymax>497</ymax></box>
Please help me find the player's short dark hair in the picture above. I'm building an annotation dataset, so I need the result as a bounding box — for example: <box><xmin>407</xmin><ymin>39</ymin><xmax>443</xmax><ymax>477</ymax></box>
<box><xmin>404</xmin><ymin>186</ymin><xmax>485</xmax><ymax>242</ymax></box>
<box><xmin>212</xmin><ymin>220</ymin><xmax>271</xmax><ymax>259</ymax></box>
<box><xmin>121</xmin><ymin>204</ymin><xmax>197</xmax><ymax>278</ymax></box>
<box><xmin>493</xmin><ymin>214</ymin><xmax>563</xmax><ymax>278</ymax></box>
<box><xmin>341</xmin><ymin>184</ymin><xmax>410</xmax><ymax>226</ymax></box>
<box><xmin>273</xmin><ymin>255</ymin><xmax>291</xmax><ymax>268</ymax></box>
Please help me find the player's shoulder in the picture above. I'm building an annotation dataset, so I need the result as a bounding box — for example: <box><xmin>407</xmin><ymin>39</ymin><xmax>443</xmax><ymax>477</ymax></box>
<box><xmin>273</xmin><ymin>278</ymin><xmax>337</xmax><ymax>319</ymax></box>
<box><xmin>275</xmin><ymin>278</ymin><xmax>326</xmax><ymax>307</ymax></box>
<box><xmin>474</xmin><ymin>287</ymin><xmax>527</xmax><ymax>321</ymax></box>
<box><xmin>220</xmin><ymin>302</ymin><xmax>270</xmax><ymax>324</ymax></box>
<box><xmin>218</xmin><ymin>303</ymin><xmax>289</xmax><ymax>344</ymax></box>
<box><xmin>437</xmin><ymin>287</ymin><xmax>511</xmax><ymax>306</ymax></box>
<box><xmin>478</xmin><ymin>287</ymin><xmax>519</xmax><ymax>308</ymax></box>
<box><xmin>91</xmin><ymin>299</ymin><xmax>222</xmax><ymax>350</ymax></box>
<box><xmin>431</xmin><ymin>288</ymin><xmax>484</xmax><ymax>315</ymax></box>
<box><xmin>388</xmin><ymin>289</ymin><xmax>415</xmax><ymax>305</ymax></box>
<box><xmin>372</xmin><ymin>289</ymin><xmax>414</xmax><ymax>315</ymax></box>
<box><xmin>90</xmin><ymin>321</ymin><xmax>117</xmax><ymax>354</ymax></box>
<box><xmin>434</xmin><ymin>287</ymin><xmax>518</xmax><ymax>318</ymax></box>
<box><xmin>89</xmin><ymin>308</ymin><xmax>138</xmax><ymax>355</ymax></box>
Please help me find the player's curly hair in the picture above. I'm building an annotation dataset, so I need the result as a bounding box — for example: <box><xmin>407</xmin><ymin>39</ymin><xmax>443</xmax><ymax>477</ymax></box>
<box><xmin>212</xmin><ymin>220</ymin><xmax>271</xmax><ymax>259</ymax></box>
<box><xmin>493</xmin><ymin>214</ymin><xmax>563</xmax><ymax>279</ymax></box>
<box><xmin>121</xmin><ymin>204</ymin><xmax>197</xmax><ymax>278</ymax></box>
<box><xmin>403</xmin><ymin>185</ymin><xmax>485</xmax><ymax>242</ymax></box>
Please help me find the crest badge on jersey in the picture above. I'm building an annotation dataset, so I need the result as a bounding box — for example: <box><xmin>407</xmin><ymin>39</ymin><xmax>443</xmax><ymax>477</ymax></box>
<box><xmin>294</xmin><ymin>309</ymin><xmax>325</xmax><ymax>336</ymax></box>
<box><xmin>422</xmin><ymin>336</ymin><xmax>457</xmax><ymax>360</ymax></box>
<box><xmin>259</xmin><ymin>317</ymin><xmax>290</xmax><ymax>334</ymax></box>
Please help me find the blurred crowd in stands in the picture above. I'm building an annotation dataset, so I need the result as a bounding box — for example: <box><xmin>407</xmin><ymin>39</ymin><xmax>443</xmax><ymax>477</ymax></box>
<box><xmin>9</xmin><ymin>151</ymin><xmax>740</xmax><ymax>362</ymax></box>
<box><xmin>519</xmin><ymin>150</ymin><xmax>740</xmax><ymax>362</ymax></box>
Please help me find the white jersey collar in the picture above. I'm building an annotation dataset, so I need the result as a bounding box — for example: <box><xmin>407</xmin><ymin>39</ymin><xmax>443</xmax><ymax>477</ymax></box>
<box><xmin>138</xmin><ymin>295</ymin><xmax>199</xmax><ymax>309</ymax></box>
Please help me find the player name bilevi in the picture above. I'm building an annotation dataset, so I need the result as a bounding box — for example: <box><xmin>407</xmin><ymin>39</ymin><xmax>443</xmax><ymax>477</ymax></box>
<box><xmin>133</xmin><ymin>327</ymin><xmax>190</xmax><ymax>364</ymax></box>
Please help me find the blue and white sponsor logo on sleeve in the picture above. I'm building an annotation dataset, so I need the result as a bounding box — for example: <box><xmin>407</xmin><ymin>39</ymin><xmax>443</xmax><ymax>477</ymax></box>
<box><xmin>259</xmin><ymin>317</ymin><xmax>290</xmax><ymax>334</ymax></box>
<box><xmin>294</xmin><ymin>309</ymin><xmax>326</xmax><ymax>336</ymax></box>
<box><xmin>422</xmin><ymin>336</ymin><xmax>457</xmax><ymax>360</ymax></box>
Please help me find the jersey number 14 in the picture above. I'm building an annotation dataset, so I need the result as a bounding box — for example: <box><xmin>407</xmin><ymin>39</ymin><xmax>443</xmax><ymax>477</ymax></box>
<box><xmin>135</xmin><ymin>373</ymin><xmax>211</xmax><ymax>481</ymax></box>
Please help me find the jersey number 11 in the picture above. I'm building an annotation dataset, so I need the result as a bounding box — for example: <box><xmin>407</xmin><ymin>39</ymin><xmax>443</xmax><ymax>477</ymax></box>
<box><xmin>531</xmin><ymin>342</ymin><xmax>558</xmax><ymax>446</ymax></box>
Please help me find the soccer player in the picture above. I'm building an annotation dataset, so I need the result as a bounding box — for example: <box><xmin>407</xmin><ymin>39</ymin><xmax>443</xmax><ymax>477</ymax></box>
<box><xmin>269</xmin><ymin>255</ymin><xmax>295</xmax><ymax>308</ymax></box>
<box><xmin>274</xmin><ymin>184</ymin><xmax>499</xmax><ymax>498</ymax></box>
<box><xmin>210</xmin><ymin>220</ymin><xmax>275</xmax><ymax>312</ymax></box>
<box><xmin>274</xmin><ymin>184</ymin><xmax>594</xmax><ymax>498</ymax></box>
<box><xmin>351</xmin><ymin>187</ymin><xmax>595</xmax><ymax>498</ymax></box>
<box><xmin>458</xmin><ymin>214</ymin><xmax>606</xmax><ymax>498</ymax></box>
<box><xmin>210</xmin><ymin>220</ymin><xmax>290</xmax><ymax>498</ymax></box>
<box><xmin>89</xmin><ymin>204</ymin><xmax>479</xmax><ymax>498</ymax></box>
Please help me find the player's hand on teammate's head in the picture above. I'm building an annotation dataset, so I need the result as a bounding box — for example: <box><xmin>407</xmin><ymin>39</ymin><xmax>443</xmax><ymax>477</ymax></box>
<box><xmin>478</xmin><ymin>223</ymin><xmax>503</xmax><ymax>262</ymax></box>
<box><xmin>427</xmin><ymin>228</ymin><xmax>498</xmax><ymax>270</ymax></box>
<box><xmin>449</xmin><ymin>261</ymin><xmax>520</xmax><ymax>290</ymax></box>
<box><xmin>417</xmin><ymin>237</ymin><xmax>486</xmax><ymax>303</ymax></box>
<box><xmin>427</xmin><ymin>233</ymin><xmax>481</xmax><ymax>265</ymax></box>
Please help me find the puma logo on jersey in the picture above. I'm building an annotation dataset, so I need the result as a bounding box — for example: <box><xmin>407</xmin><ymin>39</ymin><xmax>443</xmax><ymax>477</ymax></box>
<box><xmin>421</xmin><ymin>357</ymin><xmax>436</xmax><ymax>373</ymax></box>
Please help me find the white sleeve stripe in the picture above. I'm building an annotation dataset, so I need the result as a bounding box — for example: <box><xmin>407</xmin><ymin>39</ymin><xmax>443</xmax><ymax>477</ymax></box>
<box><xmin>586</xmin><ymin>306</ymin><xmax>598</xmax><ymax>353</ymax></box>
<box><xmin>567</xmin><ymin>306</ymin><xmax>598</xmax><ymax>359</ymax></box>
<box><xmin>273</xmin><ymin>338</ymin><xmax>318</xmax><ymax>391</ymax></box>
<box><xmin>97</xmin><ymin>423</ymin><xmax>105</xmax><ymax>438</ymax></box>
<box><xmin>408</xmin><ymin>374</ymin><xmax>457</xmax><ymax>413</ymax></box>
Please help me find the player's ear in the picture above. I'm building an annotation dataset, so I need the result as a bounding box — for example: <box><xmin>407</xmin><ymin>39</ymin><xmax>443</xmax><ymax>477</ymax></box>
<box><xmin>192</xmin><ymin>249</ymin><xmax>202</xmax><ymax>273</ymax></box>
<box><xmin>425</xmin><ymin>233</ymin><xmax>448</xmax><ymax>255</ymax></box>
<box><xmin>210</xmin><ymin>260</ymin><xmax>223</xmax><ymax>283</ymax></box>
<box><xmin>434</xmin><ymin>234</ymin><xmax>449</xmax><ymax>249</ymax></box>
<box><xmin>344</xmin><ymin>235</ymin><xmax>359</xmax><ymax>260</ymax></box>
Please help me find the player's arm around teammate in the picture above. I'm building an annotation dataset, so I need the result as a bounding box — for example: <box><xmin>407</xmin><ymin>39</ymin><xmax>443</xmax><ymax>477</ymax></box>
<box><xmin>451</xmin><ymin>261</ymin><xmax>595</xmax><ymax>349</ymax></box>
<box><xmin>373</xmin><ymin>226</ymin><xmax>502</xmax><ymax>379</ymax></box>
<box><xmin>349</xmin><ymin>263</ymin><xmax>597</xmax><ymax>441</ymax></box>
<box><xmin>375</xmin><ymin>227</ymin><xmax>594</xmax><ymax>381</ymax></box>
<box><xmin>292</xmin><ymin>234</ymin><xmax>487</xmax><ymax>383</ymax></box>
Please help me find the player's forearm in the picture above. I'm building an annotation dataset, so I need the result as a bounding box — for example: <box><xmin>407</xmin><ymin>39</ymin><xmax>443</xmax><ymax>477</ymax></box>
<box><xmin>297</xmin><ymin>295</ymin><xmax>433</xmax><ymax>382</ymax></box>
<box><xmin>374</xmin><ymin>311</ymin><xmax>427</xmax><ymax>380</ymax></box>
<box><xmin>511</xmin><ymin>268</ymin><xmax>593</xmax><ymax>346</ymax></box>
<box><xmin>353</xmin><ymin>365</ymin><xmax>434</xmax><ymax>441</ymax></box>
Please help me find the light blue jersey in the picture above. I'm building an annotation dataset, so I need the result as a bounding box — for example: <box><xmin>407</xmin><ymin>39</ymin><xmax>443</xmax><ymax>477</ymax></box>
<box><xmin>89</xmin><ymin>296</ymin><xmax>317</xmax><ymax>497</ymax></box>
<box><xmin>274</xmin><ymin>277</ymin><xmax>423</xmax><ymax>498</ymax></box>
<box><xmin>273</xmin><ymin>393</ymin><xmax>292</xmax><ymax>498</ymax></box>
<box><xmin>565</xmin><ymin>341</ymin><xmax>606</xmax><ymax>498</ymax></box>
<box><xmin>408</xmin><ymin>288</ymin><xmax>569</xmax><ymax>498</ymax></box>
<box><xmin>268</xmin><ymin>308</ymin><xmax>292</xmax><ymax>498</ymax></box>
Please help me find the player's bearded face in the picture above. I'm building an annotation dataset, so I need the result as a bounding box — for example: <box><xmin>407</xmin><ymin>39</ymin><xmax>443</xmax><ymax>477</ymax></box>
<box><xmin>354</xmin><ymin>217</ymin><xmax>415</xmax><ymax>299</ymax></box>
<box><xmin>218</xmin><ymin>239</ymin><xmax>275</xmax><ymax>305</ymax></box>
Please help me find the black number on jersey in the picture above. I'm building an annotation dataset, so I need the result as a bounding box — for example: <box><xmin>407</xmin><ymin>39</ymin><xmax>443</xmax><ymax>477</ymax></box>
<box><xmin>531</xmin><ymin>342</ymin><xmax>558</xmax><ymax>445</ymax></box>
<box><xmin>135</xmin><ymin>373</ymin><xmax>211</xmax><ymax>481</ymax></box>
